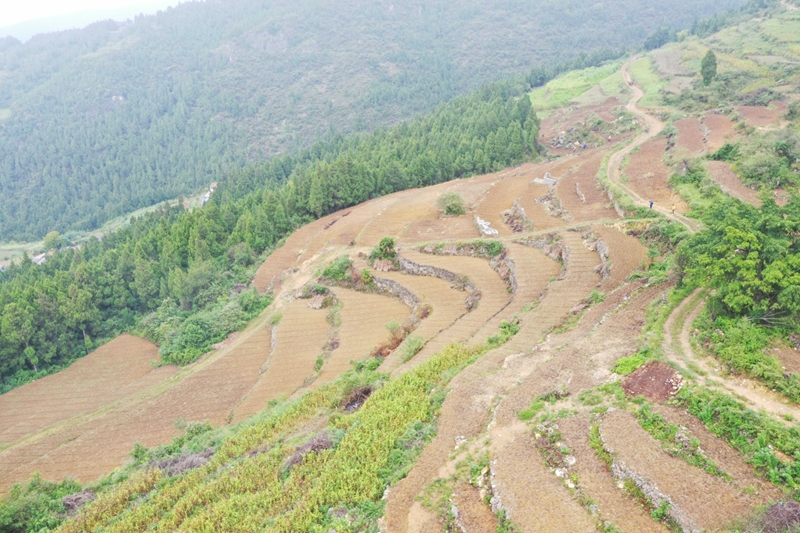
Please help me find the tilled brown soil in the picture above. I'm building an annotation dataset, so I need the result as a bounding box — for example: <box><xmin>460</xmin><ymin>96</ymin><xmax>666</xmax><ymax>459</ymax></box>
<box><xmin>704</xmin><ymin>112</ymin><xmax>738</xmax><ymax>152</ymax></box>
<box><xmin>625</xmin><ymin>137</ymin><xmax>687</xmax><ymax>213</ymax></box>
<box><xmin>493</xmin><ymin>431</ymin><xmax>597</xmax><ymax>533</ymax></box>
<box><xmin>452</xmin><ymin>483</ymin><xmax>498</xmax><ymax>533</ymax></box>
<box><xmin>653</xmin><ymin>404</ymin><xmax>784</xmax><ymax>501</ymax></box>
<box><xmin>0</xmin><ymin>334</ymin><xmax>168</xmax><ymax>447</ymax></box>
<box><xmin>315</xmin><ymin>287</ymin><xmax>409</xmax><ymax>386</ymax></box>
<box><xmin>736</xmin><ymin>101</ymin><xmax>787</xmax><ymax>128</ymax></box>
<box><xmin>556</xmin><ymin>149</ymin><xmax>618</xmax><ymax>223</ymax></box>
<box><xmin>706</xmin><ymin>160</ymin><xmax>762</xmax><ymax>207</ymax></box>
<box><xmin>593</xmin><ymin>225</ymin><xmax>647</xmax><ymax>290</ymax></box>
<box><xmin>774</xmin><ymin>344</ymin><xmax>800</xmax><ymax>375</ymax></box>
<box><xmin>674</xmin><ymin>117</ymin><xmax>706</xmax><ymax>154</ymax></box>
<box><xmin>601</xmin><ymin>409</ymin><xmax>765</xmax><ymax>531</ymax></box>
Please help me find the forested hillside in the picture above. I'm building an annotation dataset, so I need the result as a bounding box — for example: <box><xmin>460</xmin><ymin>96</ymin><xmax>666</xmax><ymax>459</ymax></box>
<box><xmin>0</xmin><ymin>0</ymin><xmax>747</xmax><ymax>240</ymax></box>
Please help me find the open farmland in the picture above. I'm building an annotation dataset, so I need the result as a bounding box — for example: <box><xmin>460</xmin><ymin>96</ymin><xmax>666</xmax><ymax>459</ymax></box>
<box><xmin>7</xmin><ymin>12</ymin><xmax>800</xmax><ymax>529</ymax></box>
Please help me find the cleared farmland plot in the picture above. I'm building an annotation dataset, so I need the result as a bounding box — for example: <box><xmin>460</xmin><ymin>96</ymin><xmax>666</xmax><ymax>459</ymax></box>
<box><xmin>674</xmin><ymin>117</ymin><xmax>706</xmax><ymax>154</ymax></box>
<box><xmin>314</xmin><ymin>287</ymin><xmax>409</xmax><ymax>386</ymax></box>
<box><xmin>593</xmin><ymin>225</ymin><xmax>647</xmax><ymax>289</ymax></box>
<box><xmin>601</xmin><ymin>409</ymin><xmax>768</xmax><ymax>531</ymax></box>
<box><xmin>376</xmin><ymin>271</ymin><xmax>467</xmax><ymax>373</ymax></box>
<box><xmin>232</xmin><ymin>297</ymin><xmax>330</xmax><ymax>419</ymax></box>
<box><xmin>0</xmin><ymin>334</ymin><xmax>169</xmax><ymax>447</ymax></box>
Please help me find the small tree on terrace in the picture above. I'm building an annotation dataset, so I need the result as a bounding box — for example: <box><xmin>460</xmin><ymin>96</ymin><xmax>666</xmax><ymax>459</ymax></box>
<box><xmin>701</xmin><ymin>50</ymin><xmax>717</xmax><ymax>86</ymax></box>
<box><xmin>436</xmin><ymin>192</ymin><xmax>466</xmax><ymax>216</ymax></box>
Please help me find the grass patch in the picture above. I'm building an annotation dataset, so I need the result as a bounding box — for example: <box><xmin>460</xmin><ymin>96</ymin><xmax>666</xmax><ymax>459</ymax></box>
<box><xmin>529</xmin><ymin>62</ymin><xmax>621</xmax><ymax>110</ymax></box>
<box><xmin>629</xmin><ymin>55</ymin><xmax>666</xmax><ymax>107</ymax></box>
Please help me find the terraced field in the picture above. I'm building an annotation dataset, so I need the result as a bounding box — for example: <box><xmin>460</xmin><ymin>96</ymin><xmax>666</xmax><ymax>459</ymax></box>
<box><xmin>6</xmin><ymin>40</ymin><xmax>800</xmax><ymax>533</ymax></box>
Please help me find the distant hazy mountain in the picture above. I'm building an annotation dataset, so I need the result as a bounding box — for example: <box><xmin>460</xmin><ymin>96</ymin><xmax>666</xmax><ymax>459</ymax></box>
<box><xmin>0</xmin><ymin>2</ymin><xmax>178</xmax><ymax>42</ymax></box>
<box><xmin>0</xmin><ymin>0</ymin><xmax>746</xmax><ymax>241</ymax></box>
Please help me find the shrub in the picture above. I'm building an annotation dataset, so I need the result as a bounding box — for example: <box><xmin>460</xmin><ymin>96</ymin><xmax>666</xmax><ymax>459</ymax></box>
<box><xmin>321</xmin><ymin>255</ymin><xmax>353</xmax><ymax>282</ymax></box>
<box><xmin>612</xmin><ymin>351</ymin><xmax>649</xmax><ymax>375</ymax></box>
<box><xmin>436</xmin><ymin>192</ymin><xmax>466</xmax><ymax>216</ymax></box>
<box><xmin>370</xmin><ymin>237</ymin><xmax>396</xmax><ymax>261</ymax></box>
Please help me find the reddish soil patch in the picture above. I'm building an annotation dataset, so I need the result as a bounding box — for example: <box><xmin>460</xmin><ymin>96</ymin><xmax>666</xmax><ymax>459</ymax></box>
<box><xmin>674</xmin><ymin>117</ymin><xmax>705</xmax><ymax>154</ymax></box>
<box><xmin>452</xmin><ymin>483</ymin><xmax>498</xmax><ymax>533</ymax></box>
<box><xmin>234</xmin><ymin>298</ymin><xmax>329</xmax><ymax>419</ymax></box>
<box><xmin>0</xmin><ymin>334</ymin><xmax>171</xmax><ymax>447</ymax></box>
<box><xmin>706</xmin><ymin>161</ymin><xmax>761</xmax><ymax>207</ymax></box>
<box><xmin>624</xmin><ymin>137</ymin><xmax>687</xmax><ymax>213</ymax></box>
<box><xmin>736</xmin><ymin>101</ymin><xmax>787</xmax><ymax>128</ymax></box>
<box><xmin>0</xmin><ymin>323</ymin><xmax>274</xmax><ymax>491</ymax></box>
<box><xmin>622</xmin><ymin>361</ymin><xmax>681</xmax><ymax>402</ymax></box>
<box><xmin>476</xmin><ymin>167</ymin><xmax>540</xmax><ymax>236</ymax></box>
<box><xmin>703</xmin><ymin>112</ymin><xmax>738</xmax><ymax>152</ymax></box>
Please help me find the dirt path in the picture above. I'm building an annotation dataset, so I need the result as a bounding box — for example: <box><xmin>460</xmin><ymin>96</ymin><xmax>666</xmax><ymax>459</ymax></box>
<box><xmin>663</xmin><ymin>289</ymin><xmax>800</xmax><ymax>423</ymax></box>
<box><xmin>608</xmin><ymin>62</ymin><xmax>701</xmax><ymax>233</ymax></box>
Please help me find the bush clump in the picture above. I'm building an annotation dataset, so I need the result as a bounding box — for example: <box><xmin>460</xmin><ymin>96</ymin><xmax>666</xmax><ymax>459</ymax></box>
<box><xmin>436</xmin><ymin>192</ymin><xmax>466</xmax><ymax>216</ymax></box>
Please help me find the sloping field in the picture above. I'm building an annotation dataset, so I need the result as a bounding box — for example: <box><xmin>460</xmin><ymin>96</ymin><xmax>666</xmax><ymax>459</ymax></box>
<box><xmin>315</xmin><ymin>287</ymin><xmax>409</xmax><ymax>386</ymax></box>
<box><xmin>390</xmin><ymin>251</ymin><xmax>511</xmax><ymax>373</ymax></box>
<box><xmin>232</xmin><ymin>297</ymin><xmax>330</xmax><ymax>419</ymax></box>
<box><xmin>555</xmin><ymin>149</ymin><xmax>616</xmax><ymax>222</ymax></box>
<box><xmin>0</xmin><ymin>320</ymin><xmax>275</xmax><ymax>490</ymax></box>
<box><xmin>475</xmin><ymin>165</ymin><xmax>540</xmax><ymax>236</ymax></box>
<box><xmin>377</xmin><ymin>272</ymin><xmax>467</xmax><ymax>372</ymax></box>
<box><xmin>560</xmin><ymin>414</ymin><xmax>673</xmax><ymax>533</ymax></box>
<box><xmin>472</xmin><ymin>242</ymin><xmax>560</xmax><ymax>340</ymax></box>
<box><xmin>674</xmin><ymin>117</ymin><xmax>706</xmax><ymax>153</ymax></box>
<box><xmin>493</xmin><ymin>431</ymin><xmax>597</xmax><ymax>533</ymax></box>
<box><xmin>704</xmin><ymin>112</ymin><xmax>738</xmax><ymax>152</ymax></box>
<box><xmin>706</xmin><ymin>160</ymin><xmax>762</xmax><ymax>207</ymax></box>
<box><xmin>601</xmin><ymin>409</ymin><xmax>768</xmax><ymax>531</ymax></box>
<box><xmin>624</xmin><ymin>137</ymin><xmax>685</xmax><ymax>211</ymax></box>
<box><xmin>736</xmin><ymin>101</ymin><xmax>787</xmax><ymax>127</ymax></box>
<box><xmin>593</xmin><ymin>225</ymin><xmax>647</xmax><ymax>289</ymax></box>
<box><xmin>0</xmin><ymin>334</ymin><xmax>169</xmax><ymax>447</ymax></box>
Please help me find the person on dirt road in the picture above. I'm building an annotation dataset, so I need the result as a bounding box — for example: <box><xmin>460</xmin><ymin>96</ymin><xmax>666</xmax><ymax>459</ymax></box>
<box><xmin>649</xmin><ymin>200</ymin><xmax>654</xmax><ymax>209</ymax></box>
<box><xmin>671</xmin><ymin>204</ymin><xmax>676</xmax><ymax>215</ymax></box>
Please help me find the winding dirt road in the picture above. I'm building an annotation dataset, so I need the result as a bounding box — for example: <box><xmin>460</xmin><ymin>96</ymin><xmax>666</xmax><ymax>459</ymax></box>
<box><xmin>607</xmin><ymin>63</ymin><xmax>702</xmax><ymax>233</ymax></box>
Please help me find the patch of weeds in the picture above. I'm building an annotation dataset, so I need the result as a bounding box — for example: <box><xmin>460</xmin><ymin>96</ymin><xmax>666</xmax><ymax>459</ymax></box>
<box><xmin>269</xmin><ymin>312</ymin><xmax>282</xmax><ymax>326</ymax></box>
<box><xmin>436</xmin><ymin>192</ymin><xmax>466</xmax><ymax>216</ymax></box>
<box><xmin>369</xmin><ymin>237</ymin><xmax>397</xmax><ymax>263</ymax></box>
<box><xmin>589</xmin><ymin>423</ymin><xmax>613</xmax><ymax>468</ymax></box>
<box><xmin>327</xmin><ymin>301</ymin><xmax>343</xmax><ymax>327</ymax></box>
<box><xmin>588</xmin><ymin>290</ymin><xmax>605</xmax><ymax>304</ymax></box>
<box><xmin>495</xmin><ymin>508</ymin><xmax>522</xmax><ymax>533</ymax></box>
<box><xmin>321</xmin><ymin>255</ymin><xmax>354</xmax><ymax>282</ymax></box>
<box><xmin>577</xmin><ymin>390</ymin><xmax>603</xmax><ymax>406</ymax></box>
<box><xmin>636</xmin><ymin>403</ymin><xmax>730</xmax><ymax>480</ymax></box>
<box><xmin>521</xmin><ymin>299</ymin><xmax>540</xmax><ymax>313</ymax></box>
<box><xmin>400</xmin><ymin>335</ymin><xmax>425</xmax><ymax>362</ymax></box>
<box><xmin>487</xmin><ymin>319</ymin><xmax>521</xmax><ymax>348</ymax></box>
<box><xmin>612</xmin><ymin>349</ymin><xmax>650</xmax><ymax>375</ymax></box>
<box><xmin>314</xmin><ymin>355</ymin><xmax>324</xmax><ymax>372</ymax></box>
<box><xmin>518</xmin><ymin>399</ymin><xmax>546</xmax><ymax>421</ymax></box>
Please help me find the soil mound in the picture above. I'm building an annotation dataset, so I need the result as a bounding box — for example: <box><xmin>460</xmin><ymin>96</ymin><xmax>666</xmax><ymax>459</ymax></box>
<box><xmin>622</xmin><ymin>361</ymin><xmax>681</xmax><ymax>402</ymax></box>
